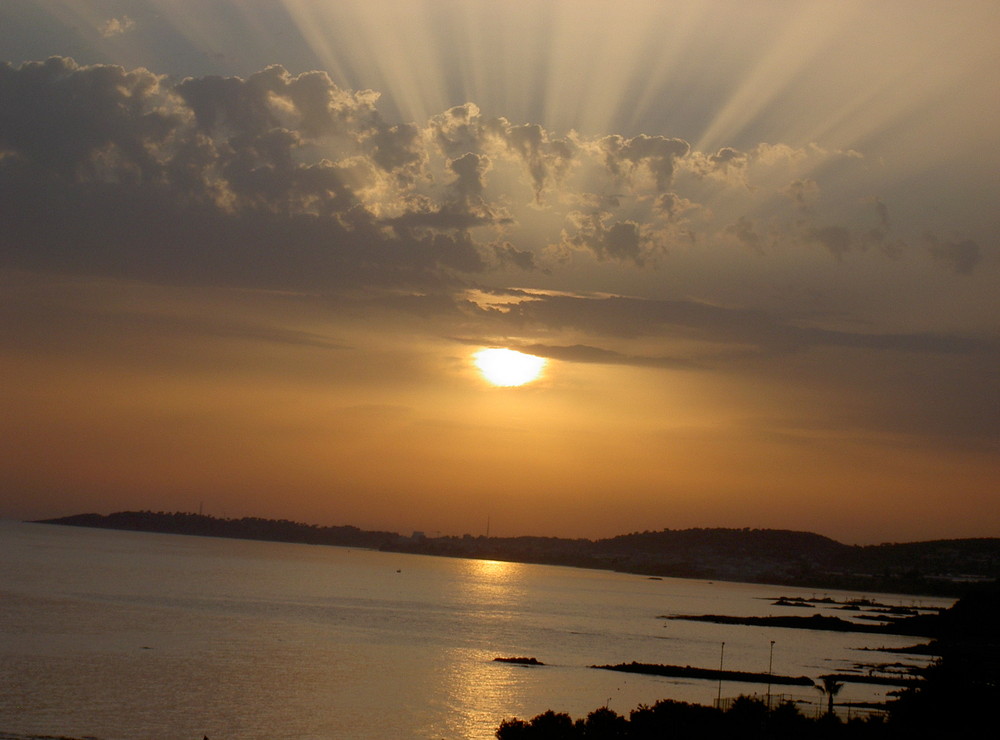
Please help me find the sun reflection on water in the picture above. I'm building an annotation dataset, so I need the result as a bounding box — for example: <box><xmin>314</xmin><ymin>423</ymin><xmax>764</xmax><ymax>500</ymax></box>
<box><xmin>433</xmin><ymin>558</ymin><xmax>536</xmax><ymax>736</ymax></box>
<box><xmin>472</xmin><ymin>557</ymin><xmax>517</xmax><ymax>579</ymax></box>
<box><xmin>438</xmin><ymin>647</ymin><xmax>522</xmax><ymax>738</ymax></box>
<box><xmin>459</xmin><ymin>558</ymin><xmax>529</xmax><ymax>607</ymax></box>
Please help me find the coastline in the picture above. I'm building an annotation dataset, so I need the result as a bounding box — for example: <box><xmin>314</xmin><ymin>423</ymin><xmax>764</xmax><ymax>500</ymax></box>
<box><xmin>34</xmin><ymin>511</ymin><xmax>997</xmax><ymax>597</ymax></box>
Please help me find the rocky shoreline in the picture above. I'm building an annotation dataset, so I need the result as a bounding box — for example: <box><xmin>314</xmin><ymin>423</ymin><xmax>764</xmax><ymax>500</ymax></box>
<box><xmin>592</xmin><ymin>662</ymin><xmax>814</xmax><ymax>686</ymax></box>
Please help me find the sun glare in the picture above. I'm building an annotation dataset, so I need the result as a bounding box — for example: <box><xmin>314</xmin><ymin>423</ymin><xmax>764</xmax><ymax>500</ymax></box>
<box><xmin>473</xmin><ymin>348</ymin><xmax>547</xmax><ymax>387</ymax></box>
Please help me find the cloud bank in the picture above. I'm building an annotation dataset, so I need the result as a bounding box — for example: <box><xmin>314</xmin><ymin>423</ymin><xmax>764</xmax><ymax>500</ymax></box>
<box><xmin>6</xmin><ymin>57</ymin><xmax>983</xmax><ymax>292</ymax></box>
<box><xmin>1</xmin><ymin>57</ymin><xmax>997</xmax><ymax>532</ymax></box>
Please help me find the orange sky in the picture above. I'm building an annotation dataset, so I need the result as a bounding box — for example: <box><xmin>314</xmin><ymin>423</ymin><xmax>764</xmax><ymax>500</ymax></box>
<box><xmin>1</xmin><ymin>1</ymin><xmax>998</xmax><ymax>544</ymax></box>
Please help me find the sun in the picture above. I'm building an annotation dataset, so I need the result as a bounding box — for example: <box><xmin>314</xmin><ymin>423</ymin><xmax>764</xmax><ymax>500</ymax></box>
<box><xmin>473</xmin><ymin>348</ymin><xmax>547</xmax><ymax>387</ymax></box>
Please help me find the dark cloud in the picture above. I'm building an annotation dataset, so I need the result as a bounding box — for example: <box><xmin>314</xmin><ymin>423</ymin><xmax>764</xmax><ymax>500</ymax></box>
<box><xmin>0</xmin><ymin>296</ymin><xmax>346</xmax><ymax>353</ymax></box>
<box><xmin>874</xmin><ymin>198</ymin><xmax>890</xmax><ymax>232</ymax></box>
<box><xmin>0</xmin><ymin>56</ymin><xmax>173</xmax><ymax>180</ymax></box>
<box><xmin>492</xmin><ymin>242</ymin><xmax>538</xmax><ymax>271</ymax></box>
<box><xmin>427</xmin><ymin>103</ymin><xmax>575</xmax><ymax>199</ymax></box>
<box><xmin>0</xmin><ymin>58</ymin><xmax>501</xmax><ymax>292</ymax></box>
<box><xmin>485</xmin><ymin>291</ymin><xmax>1000</xmax><ymax>445</ymax></box>
<box><xmin>684</xmin><ymin>146</ymin><xmax>750</xmax><ymax>181</ymax></box>
<box><xmin>500</xmin><ymin>292</ymin><xmax>999</xmax><ymax>360</ymax></box>
<box><xmin>448</xmin><ymin>152</ymin><xmax>490</xmax><ymax>200</ymax></box>
<box><xmin>926</xmin><ymin>234</ymin><xmax>982</xmax><ymax>275</ymax></box>
<box><xmin>177</xmin><ymin>65</ymin><xmax>381</xmax><ymax>141</ymax></box>
<box><xmin>560</xmin><ymin>212</ymin><xmax>645</xmax><ymax>265</ymax></box>
<box><xmin>502</xmin><ymin>122</ymin><xmax>575</xmax><ymax>198</ymax></box>
<box><xmin>782</xmin><ymin>178</ymin><xmax>819</xmax><ymax>210</ymax></box>
<box><xmin>709</xmin><ymin>147</ymin><xmax>745</xmax><ymax>169</ymax></box>
<box><xmin>522</xmin><ymin>342</ymin><xmax>700</xmax><ymax>370</ymax></box>
<box><xmin>602</xmin><ymin>221</ymin><xmax>643</xmax><ymax>263</ymax></box>
<box><xmin>727</xmin><ymin>216</ymin><xmax>764</xmax><ymax>253</ymax></box>
<box><xmin>600</xmin><ymin>133</ymin><xmax>690</xmax><ymax>191</ymax></box>
<box><xmin>0</xmin><ymin>54</ymin><xmax>990</xmax><ymax>344</ymax></box>
<box><xmin>809</xmin><ymin>225</ymin><xmax>852</xmax><ymax>259</ymax></box>
<box><xmin>364</xmin><ymin>122</ymin><xmax>424</xmax><ymax>182</ymax></box>
<box><xmin>3</xmin><ymin>56</ymin><xmax>975</xmax><ymax>305</ymax></box>
<box><xmin>863</xmin><ymin>198</ymin><xmax>905</xmax><ymax>256</ymax></box>
<box><xmin>428</xmin><ymin>103</ymin><xmax>483</xmax><ymax>156</ymax></box>
<box><xmin>655</xmin><ymin>192</ymin><xmax>695</xmax><ymax>222</ymax></box>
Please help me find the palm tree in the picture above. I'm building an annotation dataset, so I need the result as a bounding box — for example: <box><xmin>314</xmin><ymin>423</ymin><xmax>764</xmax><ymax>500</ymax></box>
<box><xmin>816</xmin><ymin>675</ymin><xmax>844</xmax><ymax>716</ymax></box>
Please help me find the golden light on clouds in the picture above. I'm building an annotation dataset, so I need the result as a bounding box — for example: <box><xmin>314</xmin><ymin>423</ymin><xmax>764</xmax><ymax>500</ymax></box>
<box><xmin>0</xmin><ymin>1</ymin><xmax>997</xmax><ymax>544</ymax></box>
<box><xmin>473</xmin><ymin>348</ymin><xmax>547</xmax><ymax>387</ymax></box>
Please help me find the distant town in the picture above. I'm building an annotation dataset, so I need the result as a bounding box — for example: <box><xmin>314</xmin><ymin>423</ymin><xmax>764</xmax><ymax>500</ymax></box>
<box><xmin>38</xmin><ymin>511</ymin><xmax>1000</xmax><ymax>597</ymax></box>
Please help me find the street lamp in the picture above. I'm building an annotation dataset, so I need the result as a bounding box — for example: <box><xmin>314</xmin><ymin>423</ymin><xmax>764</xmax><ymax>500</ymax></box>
<box><xmin>716</xmin><ymin>642</ymin><xmax>725</xmax><ymax>706</ymax></box>
<box><xmin>766</xmin><ymin>640</ymin><xmax>775</xmax><ymax>708</ymax></box>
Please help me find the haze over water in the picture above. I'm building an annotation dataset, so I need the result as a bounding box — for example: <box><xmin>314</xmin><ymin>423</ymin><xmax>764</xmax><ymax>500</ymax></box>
<box><xmin>0</xmin><ymin>521</ymin><xmax>949</xmax><ymax>739</ymax></box>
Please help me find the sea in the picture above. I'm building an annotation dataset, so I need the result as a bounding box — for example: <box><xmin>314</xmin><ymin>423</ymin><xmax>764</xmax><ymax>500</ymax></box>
<box><xmin>0</xmin><ymin>520</ymin><xmax>951</xmax><ymax>739</ymax></box>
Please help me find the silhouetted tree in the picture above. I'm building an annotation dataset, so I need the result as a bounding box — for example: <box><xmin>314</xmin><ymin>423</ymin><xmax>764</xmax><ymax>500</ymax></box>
<box><xmin>497</xmin><ymin>710</ymin><xmax>576</xmax><ymax>740</ymax></box>
<box><xmin>628</xmin><ymin>699</ymin><xmax>723</xmax><ymax>738</ymax></box>
<box><xmin>723</xmin><ymin>695</ymin><xmax>769</xmax><ymax>733</ymax></box>
<box><xmin>816</xmin><ymin>675</ymin><xmax>844</xmax><ymax>716</ymax></box>
<box><xmin>495</xmin><ymin>717</ymin><xmax>531</xmax><ymax>740</ymax></box>
<box><xmin>768</xmin><ymin>700</ymin><xmax>811</xmax><ymax>739</ymax></box>
<box><xmin>577</xmin><ymin>706</ymin><xmax>628</xmax><ymax>738</ymax></box>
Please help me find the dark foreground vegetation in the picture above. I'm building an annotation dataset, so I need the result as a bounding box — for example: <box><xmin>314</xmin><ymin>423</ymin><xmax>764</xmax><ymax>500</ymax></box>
<box><xmin>37</xmin><ymin>510</ymin><xmax>1000</xmax><ymax>596</ymax></box>
<box><xmin>497</xmin><ymin>697</ymin><xmax>887</xmax><ymax>740</ymax></box>
<box><xmin>496</xmin><ymin>586</ymin><xmax>1000</xmax><ymax>738</ymax></box>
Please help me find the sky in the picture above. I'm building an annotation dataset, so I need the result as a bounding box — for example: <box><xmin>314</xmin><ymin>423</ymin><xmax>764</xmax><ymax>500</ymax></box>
<box><xmin>1</xmin><ymin>0</ymin><xmax>998</xmax><ymax>545</ymax></box>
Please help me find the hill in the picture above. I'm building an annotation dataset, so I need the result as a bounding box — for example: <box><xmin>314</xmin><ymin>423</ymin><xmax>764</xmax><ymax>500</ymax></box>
<box><xmin>36</xmin><ymin>511</ymin><xmax>999</xmax><ymax>596</ymax></box>
<box><xmin>38</xmin><ymin>510</ymin><xmax>398</xmax><ymax>550</ymax></box>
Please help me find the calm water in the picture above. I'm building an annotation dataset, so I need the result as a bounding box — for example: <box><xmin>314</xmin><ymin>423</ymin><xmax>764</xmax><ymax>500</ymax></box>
<box><xmin>0</xmin><ymin>520</ymin><xmax>950</xmax><ymax>739</ymax></box>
